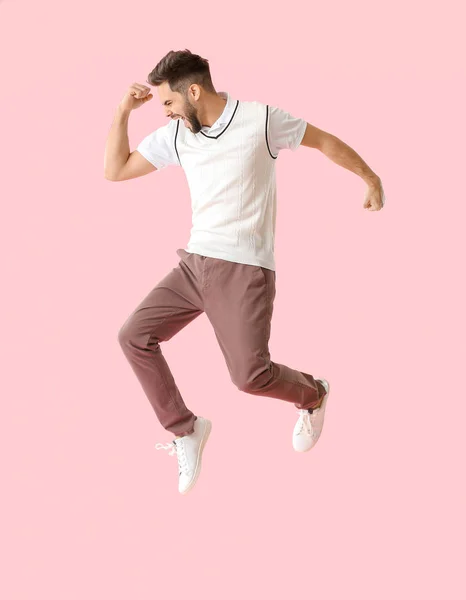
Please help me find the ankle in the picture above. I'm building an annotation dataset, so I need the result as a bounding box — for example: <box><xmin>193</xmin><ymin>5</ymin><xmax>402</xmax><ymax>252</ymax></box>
<box><xmin>307</xmin><ymin>401</ymin><xmax>321</xmax><ymax>414</ymax></box>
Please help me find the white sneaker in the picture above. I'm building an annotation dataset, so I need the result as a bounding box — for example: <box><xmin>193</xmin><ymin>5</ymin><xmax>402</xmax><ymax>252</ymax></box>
<box><xmin>292</xmin><ymin>378</ymin><xmax>330</xmax><ymax>452</ymax></box>
<box><xmin>155</xmin><ymin>416</ymin><xmax>212</xmax><ymax>494</ymax></box>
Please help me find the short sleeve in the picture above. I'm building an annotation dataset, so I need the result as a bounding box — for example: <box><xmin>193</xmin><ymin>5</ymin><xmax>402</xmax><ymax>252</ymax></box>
<box><xmin>136</xmin><ymin>120</ymin><xmax>179</xmax><ymax>170</ymax></box>
<box><xmin>267</xmin><ymin>105</ymin><xmax>307</xmax><ymax>155</ymax></box>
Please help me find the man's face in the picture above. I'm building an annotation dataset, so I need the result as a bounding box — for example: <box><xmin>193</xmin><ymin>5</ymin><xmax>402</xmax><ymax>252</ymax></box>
<box><xmin>158</xmin><ymin>82</ymin><xmax>203</xmax><ymax>134</ymax></box>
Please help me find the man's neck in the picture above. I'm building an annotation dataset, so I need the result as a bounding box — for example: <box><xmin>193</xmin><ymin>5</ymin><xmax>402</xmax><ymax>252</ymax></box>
<box><xmin>202</xmin><ymin>94</ymin><xmax>228</xmax><ymax>128</ymax></box>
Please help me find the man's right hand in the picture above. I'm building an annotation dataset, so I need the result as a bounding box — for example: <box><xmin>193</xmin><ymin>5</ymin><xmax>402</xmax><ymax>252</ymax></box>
<box><xmin>119</xmin><ymin>83</ymin><xmax>154</xmax><ymax>112</ymax></box>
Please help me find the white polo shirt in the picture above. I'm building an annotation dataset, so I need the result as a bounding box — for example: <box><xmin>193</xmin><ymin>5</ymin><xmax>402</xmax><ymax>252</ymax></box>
<box><xmin>137</xmin><ymin>91</ymin><xmax>307</xmax><ymax>270</ymax></box>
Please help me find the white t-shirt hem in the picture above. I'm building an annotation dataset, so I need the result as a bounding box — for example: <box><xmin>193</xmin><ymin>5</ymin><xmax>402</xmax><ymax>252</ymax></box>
<box><xmin>136</xmin><ymin>146</ymin><xmax>167</xmax><ymax>170</ymax></box>
<box><xmin>290</xmin><ymin>120</ymin><xmax>307</xmax><ymax>151</ymax></box>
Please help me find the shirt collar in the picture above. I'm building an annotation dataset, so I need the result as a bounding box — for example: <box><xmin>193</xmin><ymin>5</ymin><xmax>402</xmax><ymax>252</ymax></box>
<box><xmin>201</xmin><ymin>91</ymin><xmax>235</xmax><ymax>131</ymax></box>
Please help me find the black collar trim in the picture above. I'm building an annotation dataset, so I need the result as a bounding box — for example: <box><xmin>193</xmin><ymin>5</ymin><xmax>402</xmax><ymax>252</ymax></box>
<box><xmin>174</xmin><ymin>120</ymin><xmax>182</xmax><ymax>166</ymax></box>
<box><xmin>199</xmin><ymin>100</ymin><xmax>240</xmax><ymax>139</ymax></box>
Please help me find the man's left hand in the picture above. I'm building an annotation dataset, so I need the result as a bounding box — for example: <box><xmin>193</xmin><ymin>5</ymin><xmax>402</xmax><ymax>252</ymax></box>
<box><xmin>363</xmin><ymin>180</ymin><xmax>386</xmax><ymax>211</ymax></box>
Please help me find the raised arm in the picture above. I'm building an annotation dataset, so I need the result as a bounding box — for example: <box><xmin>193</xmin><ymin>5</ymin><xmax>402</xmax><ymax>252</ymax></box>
<box><xmin>104</xmin><ymin>83</ymin><xmax>157</xmax><ymax>181</ymax></box>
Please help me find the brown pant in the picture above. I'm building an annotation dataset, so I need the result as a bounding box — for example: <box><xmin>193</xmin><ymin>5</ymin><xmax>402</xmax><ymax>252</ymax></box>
<box><xmin>118</xmin><ymin>248</ymin><xmax>325</xmax><ymax>437</ymax></box>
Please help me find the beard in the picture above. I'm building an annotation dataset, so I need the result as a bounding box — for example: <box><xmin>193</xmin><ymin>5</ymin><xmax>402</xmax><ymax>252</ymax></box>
<box><xmin>178</xmin><ymin>99</ymin><xmax>203</xmax><ymax>134</ymax></box>
<box><xmin>183</xmin><ymin>110</ymin><xmax>202</xmax><ymax>133</ymax></box>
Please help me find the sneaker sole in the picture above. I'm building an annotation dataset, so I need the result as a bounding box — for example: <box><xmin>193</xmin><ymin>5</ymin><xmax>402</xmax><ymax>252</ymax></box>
<box><xmin>180</xmin><ymin>419</ymin><xmax>212</xmax><ymax>495</ymax></box>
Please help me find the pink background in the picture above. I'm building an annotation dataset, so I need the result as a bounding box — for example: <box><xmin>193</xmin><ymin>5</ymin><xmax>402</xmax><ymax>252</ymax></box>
<box><xmin>1</xmin><ymin>0</ymin><xmax>465</xmax><ymax>598</ymax></box>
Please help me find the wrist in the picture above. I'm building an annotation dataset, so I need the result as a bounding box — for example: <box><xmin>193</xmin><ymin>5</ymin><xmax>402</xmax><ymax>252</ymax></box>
<box><xmin>364</xmin><ymin>173</ymin><xmax>381</xmax><ymax>187</ymax></box>
<box><xmin>116</xmin><ymin>105</ymin><xmax>132</xmax><ymax>118</ymax></box>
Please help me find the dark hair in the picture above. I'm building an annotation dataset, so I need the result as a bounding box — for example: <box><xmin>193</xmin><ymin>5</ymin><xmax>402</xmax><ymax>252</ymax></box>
<box><xmin>146</xmin><ymin>49</ymin><xmax>215</xmax><ymax>96</ymax></box>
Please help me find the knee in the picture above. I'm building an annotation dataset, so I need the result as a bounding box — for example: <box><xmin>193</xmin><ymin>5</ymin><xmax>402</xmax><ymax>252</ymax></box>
<box><xmin>234</xmin><ymin>379</ymin><xmax>249</xmax><ymax>392</ymax></box>
<box><xmin>230</xmin><ymin>371</ymin><xmax>249</xmax><ymax>392</ymax></box>
<box><xmin>236</xmin><ymin>380</ymin><xmax>263</xmax><ymax>394</ymax></box>
<box><xmin>117</xmin><ymin>320</ymin><xmax>139</xmax><ymax>348</ymax></box>
<box><xmin>117</xmin><ymin>323</ymin><xmax>131</xmax><ymax>347</ymax></box>
<box><xmin>118</xmin><ymin>320</ymin><xmax>161</xmax><ymax>352</ymax></box>
<box><xmin>233</xmin><ymin>375</ymin><xmax>263</xmax><ymax>394</ymax></box>
<box><xmin>233</xmin><ymin>367</ymin><xmax>272</xmax><ymax>393</ymax></box>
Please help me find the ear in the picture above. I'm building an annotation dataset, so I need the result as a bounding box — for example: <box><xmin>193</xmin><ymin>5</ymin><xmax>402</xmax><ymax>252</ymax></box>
<box><xmin>189</xmin><ymin>84</ymin><xmax>200</xmax><ymax>101</ymax></box>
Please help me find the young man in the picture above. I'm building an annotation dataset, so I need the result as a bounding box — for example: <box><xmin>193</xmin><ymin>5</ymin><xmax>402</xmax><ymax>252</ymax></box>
<box><xmin>104</xmin><ymin>49</ymin><xmax>385</xmax><ymax>495</ymax></box>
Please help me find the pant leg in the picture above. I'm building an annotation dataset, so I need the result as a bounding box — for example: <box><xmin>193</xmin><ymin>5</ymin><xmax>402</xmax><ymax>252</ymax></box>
<box><xmin>202</xmin><ymin>256</ymin><xmax>324</xmax><ymax>410</ymax></box>
<box><xmin>117</xmin><ymin>249</ymin><xmax>204</xmax><ymax>436</ymax></box>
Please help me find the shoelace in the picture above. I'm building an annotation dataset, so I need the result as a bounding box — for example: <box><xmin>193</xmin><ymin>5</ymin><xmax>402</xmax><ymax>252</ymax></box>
<box><xmin>295</xmin><ymin>403</ymin><xmax>324</xmax><ymax>436</ymax></box>
<box><xmin>155</xmin><ymin>440</ymin><xmax>189</xmax><ymax>475</ymax></box>
<box><xmin>296</xmin><ymin>409</ymin><xmax>313</xmax><ymax>436</ymax></box>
